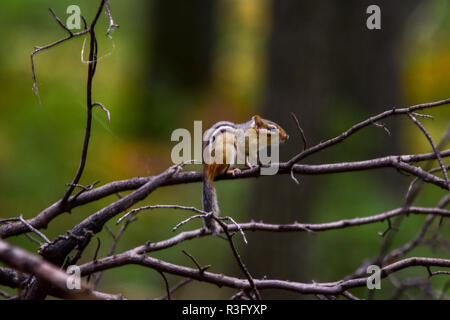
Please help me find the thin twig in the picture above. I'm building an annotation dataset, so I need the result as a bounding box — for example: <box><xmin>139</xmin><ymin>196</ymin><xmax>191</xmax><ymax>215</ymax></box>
<box><xmin>156</xmin><ymin>278</ymin><xmax>192</xmax><ymax>300</ymax></box>
<box><xmin>118</xmin><ymin>204</ymin><xmax>206</xmax><ymax>225</ymax></box>
<box><xmin>24</xmin><ymin>233</ymin><xmax>43</xmax><ymax>246</ymax></box>
<box><xmin>93</xmin><ymin>238</ymin><xmax>101</xmax><ymax>262</ymax></box>
<box><xmin>220</xmin><ymin>216</ymin><xmax>248</xmax><ymax>244</ymax></box>
<box><xmin>429</xmin><ymin>270</ymin><xmax>450</xmax><ymax>277</ymax></box>
<box><xmin>49</xmin><ymin>8</ymin><xmax>73</xmax><ymax>36</ymax></box>
<box><xmin>87</xmin><ymin>238</ymin><xmax>101</xmax><ymax>283</ymax></box>
<box><xmin>104</xmin><ymin>0</ymin><xmax>119</xmax><ymax>37</ymax></box>
<box><xmin>290</xmin><ymin>112</ymin><xmax>307</xmax><ymax>150</ymax></box>
<box><xmin>158</xmin><ymin>271</ymin><xmax>171</xmax><ymax>300</ymax></box>
<box><xmin>31</xmin><ymin>10</ymin><xmax>90</xmax><ymax>103</ymax></box>
<box><xmin>71</xmin><ymin>180</ymin><xmax>101</xmax><ymax>201</ymax></box>
<box><xmin>405</xmin><ymin>166</ymin><xmax>450</xmax><ymax>204</ymax></box>
<box><xmin>373</xmin><ymin>122</ymin><xmax>391</xmax><ymax>136</ymax></box>
<box><xmin>182</xmin><ymin>250</ymin><xmax>211</xmax><ymax>273</ymax></box>
<box><xmin>378</xmin><ymin>218</ymin><xmax>398</xmax><ymax>237</ymax></box>
<box><xmin>92</xmin><ymin>102</ymin><xmax>111</xmax><ymax>122</ymax></box>
<box><xmin>172</xmin><ymin>213</ymin><xmax>212</xmax><ymax>232</ymax></box>
<box><xmin>341</xmin><ymin>291</ymin><xmax>360</xmax><ymax>300</ymax></box>
<box><xmin>92</xmin><ymin>216</ymin><xmax>136</xmax><ymax>288</ymax></box>
<box><xmin>439</xmin><ymin>281</ymin><xmax>450</xmax><ymax>300</ymax></box>
<box><xmin>214</xmin><ymin>218</ymin><xmax>261</xmax><ymax>300</ymax></box>
<box><xmin>0</xmin><ymin>217</ymin><xmax>20</xmax><ymax>225</ymax></box>
<box><xmin>0</xmin><ymin>289</ymin><xmax>12</xmax><ymax>299</ymax></box>
<box><xmin>290</xmin><ymin>166</ymin><xmax>300</xmax><ymax>184</ymax></box>
<box><xmin>411</xmin><ymin>112</ymin><xmax>434</xmax><ymax>119</ymax></box>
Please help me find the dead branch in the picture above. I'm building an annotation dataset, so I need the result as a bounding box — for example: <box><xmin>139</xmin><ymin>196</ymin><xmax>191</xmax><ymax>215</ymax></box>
<box><xmin>1</xmin><ymin>149</ymin><xmax>449</xmax><ymax>240</ymax></box>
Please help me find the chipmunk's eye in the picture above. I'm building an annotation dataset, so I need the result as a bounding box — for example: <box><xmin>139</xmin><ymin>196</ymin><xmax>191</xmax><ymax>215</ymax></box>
<box><xmin>268</xmin><ymin>125</ymin><xmax>277</xmax><ymax>131</ymax></box>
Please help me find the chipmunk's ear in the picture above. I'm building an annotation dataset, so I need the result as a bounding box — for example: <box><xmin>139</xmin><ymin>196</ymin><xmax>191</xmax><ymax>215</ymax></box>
<box><xmin>252</xmin><ymin>115</ymin><xmax>264</xmax><ymax>128</ymax></box>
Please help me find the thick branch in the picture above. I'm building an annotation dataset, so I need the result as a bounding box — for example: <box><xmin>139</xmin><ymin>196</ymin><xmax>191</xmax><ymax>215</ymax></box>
<box><xmin>0</xmin><ymin>239</ymin><xmax>121</xmax><ymax>300</ymax></box>
<box><xmin>1</xmin><ymin>149</ymin><xmax>448</xmax><ymax>239</ymax></box>
<box><xmin>40</xmin><ymin>167</ymin><xmax>180</xmax><ymax>265</ymax></box>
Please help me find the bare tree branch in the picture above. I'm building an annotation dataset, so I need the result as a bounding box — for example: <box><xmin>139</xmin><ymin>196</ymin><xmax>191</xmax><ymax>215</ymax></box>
<box><xmin>91</xmin><ymin>215</ymin><xmax>136</xmax><ymax>288</ymax></box>
<box><xmin>0</xmin><ymin>267</ymin><xmax>28</xmax><ymax>289</ymax></box>
<box><xmin>104</xmin><ymin>0</ymin><xmax>119</xmax><ymax>36</ymax></box>
<box><xmin>156</xmin><ymin>278</ymin><xmax>192</xmax><ymax>300</ymax></box>
<box><xmin>290</xmin><ymin>112</ymin><xmax>307</xmax><ymax>150</ymax></box>
<box><xmin>214</xmin><ymin>218</ymin><xmax>261</xmax><ymax>300</ymax></box>
<box><xmin>18</xmin><ymin>214</ymin><xmax>50</xmax><ymax>244</ymax></box>
<box><xmin>1</xmin><ymin>149</ymin><xmax>449</xmax><ymax>240</ymax></box>
<box><xmin>60</xmin><ymin>0</ymin><xmax>105</xmax><ymax>205</ymax></box>
<box><xmin>287</xmin><ymin>98</ymin><xmax>450</xmax><ymax>167</ymax></box>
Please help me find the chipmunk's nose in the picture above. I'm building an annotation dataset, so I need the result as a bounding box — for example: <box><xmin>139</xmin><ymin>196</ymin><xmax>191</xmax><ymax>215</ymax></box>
<box><xmin>286</xmin><ymin>134</ymin><xmax>289</xmax><ymax>140</ymax></box>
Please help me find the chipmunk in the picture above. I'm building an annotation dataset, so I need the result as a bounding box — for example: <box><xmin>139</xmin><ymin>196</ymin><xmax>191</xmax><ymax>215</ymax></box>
<box><xmin>202</xmin><ymin>115</ymin><xmax>289</xmax><ymax>234</ymax></box>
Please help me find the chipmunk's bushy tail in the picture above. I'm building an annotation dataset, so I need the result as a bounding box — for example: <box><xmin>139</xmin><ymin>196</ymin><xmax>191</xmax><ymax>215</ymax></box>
<box><xmin>202</xmin><ymin>167</ymin><xmax>221</xmax><ymax>235</ymax></box>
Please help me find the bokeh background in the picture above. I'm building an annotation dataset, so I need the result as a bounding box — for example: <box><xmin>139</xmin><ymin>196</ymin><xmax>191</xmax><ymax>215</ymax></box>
<box><xmin>0</xmin><ymin>0</ymin><xmax>449</xmax><ymax>299</ymax></box>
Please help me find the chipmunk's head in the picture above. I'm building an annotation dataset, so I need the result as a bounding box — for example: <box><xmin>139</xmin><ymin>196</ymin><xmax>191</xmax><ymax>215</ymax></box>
<box><xmin>252</xmin><ymin>115</ymin><xmax>289</xmax><ymax>143</ymax></box>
